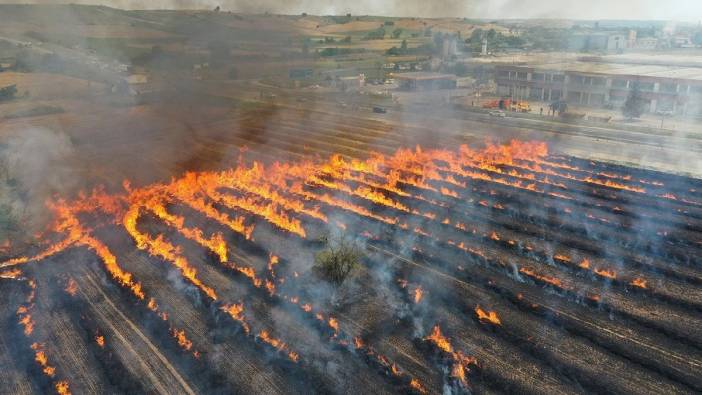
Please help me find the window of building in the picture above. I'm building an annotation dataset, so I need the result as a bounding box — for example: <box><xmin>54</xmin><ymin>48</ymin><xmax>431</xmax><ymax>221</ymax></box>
<box><xmin>532</xmin><ymin>73</ymin><xmax>545</xmax><ymax>81</ymax></box>
<box><xmin>516</xmin><ymin>72</ymin><xmax>528</xmax><ymax>80</ymax></box>
<box><xmin>529</xmin><ymin>87</ymin><xmax>544</xmax><ymax>99</ymax></box>
<box><xmin>570</xmin><ymin>75</ymin><xmax>584</xmax><ymax>85</ymax></box>
<box><xmin>591</xmin><ymin>77</ymin><xmax>605</xmax><ymax>86</ymax></box>
<box><xmin>552</xmin><ymin>74</ymin><xmax>565</xmax><ymax>83</ymax></box>
<box><xmin>589</xmin><ymin>93</ymin><xmax>605</xmax><ymax>106</ymax></box>
<box><xmin>497</xmin><ymin>70</ymin><xmax>510</xmax><ymax>79</ymax></box>
<box><xmin>567</xmin><ymin>91</ymin><xmax>582</xmax><ymax>103</ymax></box>
<box><xmin>612</xmin><ymin>79</ymin><xmax>628</xmax><ymax>89</ymax></box>
<box><xmin>660</xmin><ymin>83</ymin><xmax>677</xmax><ymax>93</ymax></box>
<box><xmin>638</xmin><ymin>82</ymin><xmax>654</xmax><ymax>91</ymax></box>
<box><xmin>550</xmin><ymin>89</ymin><xmax>562</xmax><ymax>100</ymax></box>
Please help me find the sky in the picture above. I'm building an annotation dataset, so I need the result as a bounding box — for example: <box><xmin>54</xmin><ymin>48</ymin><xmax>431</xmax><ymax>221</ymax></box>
<box><xmin>1</xmin><ymin>0</ymin><xmax>701</xmax><ymax>21</ymax></box>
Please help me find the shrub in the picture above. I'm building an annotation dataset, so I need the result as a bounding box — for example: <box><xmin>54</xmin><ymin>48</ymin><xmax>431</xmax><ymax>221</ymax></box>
<box><xmin>313</xmin><ymin>237</ymin><xmax>362</xmax><ymax>285</ymax></box>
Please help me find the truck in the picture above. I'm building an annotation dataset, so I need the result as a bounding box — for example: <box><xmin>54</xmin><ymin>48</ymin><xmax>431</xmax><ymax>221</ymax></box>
<box><xmin>482</xmin><ymin>98</ymin><xmax>530</xmax><ymax>112</ymax></box>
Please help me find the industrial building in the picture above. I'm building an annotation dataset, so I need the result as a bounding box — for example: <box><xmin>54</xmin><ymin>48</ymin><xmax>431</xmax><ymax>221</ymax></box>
<box><xmin>395</xmin><ymin>72</ymin><xmax>457</xmax><ymax>91</ymax></box>
<box><xmin>495</xmin><ymin>61</ymin><xmax>702</xmax><ymax>115</ymax></box>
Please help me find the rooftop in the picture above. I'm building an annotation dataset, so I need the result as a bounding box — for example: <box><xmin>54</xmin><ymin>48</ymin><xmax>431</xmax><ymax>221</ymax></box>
<box><xmin>394</xmin><ymin>72</ymin><xmax>457</xmax><ymax>81</ymax></box>
<box><xmin>528</xmin><ymin>61</ymin><xmax>702</xmax><ymax>81</ymax></box>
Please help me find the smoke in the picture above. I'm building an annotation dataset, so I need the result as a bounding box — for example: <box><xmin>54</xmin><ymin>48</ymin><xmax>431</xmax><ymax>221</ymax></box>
<box><xmin>1</xmin><ymin>0</ymin><xmax>701</xmax><ymax>20</ymax></box>
<box><xmin>0</xmin><ymin>127</ymin><xmax>78</xmax><ymax>233</ymax></box>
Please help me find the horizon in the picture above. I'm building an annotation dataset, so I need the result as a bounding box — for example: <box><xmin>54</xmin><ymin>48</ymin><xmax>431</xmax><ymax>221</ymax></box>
<box><xmin>0</xmin><ymin>1</ymin><xmax>700</xmax><ymax>22</ymax></box>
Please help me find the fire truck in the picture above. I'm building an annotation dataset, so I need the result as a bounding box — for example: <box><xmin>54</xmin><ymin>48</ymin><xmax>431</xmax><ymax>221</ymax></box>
<box><xmin>482</xmin><ymin>98</ymin><xmax>531</xmax><ymax>113</ymax></box>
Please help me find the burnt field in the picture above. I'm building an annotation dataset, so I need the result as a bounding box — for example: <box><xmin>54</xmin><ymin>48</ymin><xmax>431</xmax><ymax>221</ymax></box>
<box><xmin>1</xmin><ymin>116</ymin><xmax>702</xmax><ymax>395</ymax></box>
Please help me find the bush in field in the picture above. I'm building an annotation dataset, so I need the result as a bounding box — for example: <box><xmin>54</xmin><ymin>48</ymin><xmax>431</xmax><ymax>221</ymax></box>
<box><xmin>0</xmin><ymin>85</ymin><xmax>17</xmax><ymax>102</ymax></box>
<box><xmin>313</xmin><ymin>237</ymin><xmax>362</xmax><ymax>285</ymax></box>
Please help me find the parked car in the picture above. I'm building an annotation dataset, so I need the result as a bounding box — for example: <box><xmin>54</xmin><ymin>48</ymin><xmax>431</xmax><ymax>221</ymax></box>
<box><xmin>488</xmin><ymin>110</ymin><xmax>506</xmax><ymax>117</ymax></box>
<box><xmin>373</xmin><ymin>106</ymin><xmax>387</xmax><ymax>114</ymax></box>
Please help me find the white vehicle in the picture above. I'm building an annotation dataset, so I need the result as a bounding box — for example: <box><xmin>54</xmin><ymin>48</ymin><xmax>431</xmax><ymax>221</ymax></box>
<box><xmin>489</xmin><ymin>110</ymin><xmax>506</xmax><ymax>117</ymax></box>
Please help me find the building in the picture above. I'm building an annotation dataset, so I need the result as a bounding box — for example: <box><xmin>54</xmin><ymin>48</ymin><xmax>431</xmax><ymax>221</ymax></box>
<box><xmin>442</xmin><ymin>35</ymin><xmax>459</xmax><ymax>59</ymax></box>
<box><xmin>395</xmin><ymin>72</ymin><xmax>457</xmax><ymax>91</ymax></box>
<box><xmin>635</xmin><ymin>37</ymin><xmax>659</xmax><ymax>49</ymax></box>
<box><xmin>567</xmin><ymin>33</ymin><xmax>629</xmax><ymax>52</ymax></box>
<box><xmin>494</xmin><ymin>61</ymin><xmax>702</xmax><ymax>115</ymax></box>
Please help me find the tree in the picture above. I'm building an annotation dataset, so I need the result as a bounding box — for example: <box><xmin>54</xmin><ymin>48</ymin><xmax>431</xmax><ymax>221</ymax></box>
<box><xmin>550</xmin><ymin>100</ymin><xmax>567</xmax><ymax>115</ymax></box>
<box><xmin>693</xmin><ymin>31</ymin><xmax>702</xmax><ymax>46</ymax></box>
<box><xmin>623</xmin><ymin>81</ymin><xmax>646</xmax><ymax>119</ymax></box>
<box><xmin>364</xmin><ymin>27</ymin><xmax>385</xmax><ymax>40</ymax></box>
<box><xmin>313</xmin><ymin>237</ymin><xmax>361</xmax><ymax>285</ymax></box>
<box><xmin>392</xmin><ymin>28</ymin><xmax>403</xmax><ymax>39</ymax></box>
<box><xmin>401</xmin><ymin>39</ymin><xmax>408</xmax><ymax>51</ymax></box>
<box><xmin>469</xmin><ymin>28</ymin><xmax>484</xmax><ymax>43</ymax></box>
<box><xmin>0</xmin><ymin>85</ymin><xmax>17</xmax><ymax>102</ymax></box>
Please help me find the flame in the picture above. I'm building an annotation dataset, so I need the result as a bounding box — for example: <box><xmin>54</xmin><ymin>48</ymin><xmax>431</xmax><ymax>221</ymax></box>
<box><xmin>55</xmin><ymin>381</ymin><xmax>71</xmax><ymax>395</ymax></box>
<box><xmin>171</xmin><ymin>328</ymin><xmax>193</xmax><ymax>351</ymax></box>
<box><xmin>258</xmin><ymin>330</ymin><xmax>299</xmax><ymax>362</ymax></box>
<box><xmin>328</xmin><ymin>317</ymin><xmax>339</xmax><ymax>333</ymax></box>
<box><xmin>95</xmin><ymin>335</ymin><xmax>105</xmax><ymax>348</ymax></box>
<box><xmin>425</xmin><ymin>325</ymin><xmax>452</xmax><ymax>353</ymax></box>
<box><xmin>410</xmin><ymin>378</ymin><xmax>427</xmax><ymax>394</ymax></box>
<box><xmin>579</xmin><ymin>258</ymin><xmax>590</xmax><ymax>269</ymax></box>
<box><xmin>221</xmin><ymin>303</ymin><xmax>249</xmax><ymax>334</ymax></box>
<box><xmin>475</xmin><ymin>306</ymin><xmax>501</xmax><ymax>325</ymax></box>
<box><xmin>424</xmin><ymin>325</ymin><xmax>478</xmax><ymax>387</ymax></box>
<box><xmin>594</xmin><ymin>268</ymin><xmax>617</xmax><ymax>280</ymax></box>
<box><xmin>31</xmin><ymin>342</ymin><xmax>56</xmax><ymax>377</ymax></box>
<box><xmin>413</xmin><ymin>286</ymin><xmax>424</xmax><ymax>304</ymax></box>
<box><xmin>630</xmin><ymin>277</ymin><xmax>647</xmax><ymax>289</ymax></box>
<box><xmin>64</xmin><ymin>278</ymin><xmax>78</xmax><ymax>296</ymax></box>
<box><xmin>519</xmin><ymin>267</ymin><xmax>568</xmax><ymax>290</ymax></box>
<box><xmin>0</xmin><ymin>268</ymin><xmax>22</xmax><ymax>279</ymax></box>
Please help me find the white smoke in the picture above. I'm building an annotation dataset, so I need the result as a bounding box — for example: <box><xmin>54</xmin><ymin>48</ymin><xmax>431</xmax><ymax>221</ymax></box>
<box><xmin>0</xmin><ymin>127</ymin><xmax>77</xmax><ymax>232</ymax></box>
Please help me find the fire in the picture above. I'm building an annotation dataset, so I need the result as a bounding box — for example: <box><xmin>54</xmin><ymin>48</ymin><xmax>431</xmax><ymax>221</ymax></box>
<box><xmin>630</xmin><ymin>277</ymin><xmax>647</xmax><ymax>289</ymax></box>
<box><xmin>328</xmin><ymin>317</ymin><xmax>339</xmax><ymax>332</ymax></box>
<box><xmin>221</xmin><ymin>303</ymin><xmax>249</xmax><ymax>334</ymax></box>
<box><xmin>171</xmin><ymin>328</ymin><xmax>193</xmax><ymax>351</ymax></box>
<box><xmin>0</xmin><ymin>268</ymin><xmax>22</xmax><ymax>279</ymax></box>
<box><xmin>64</xmin><ymin>278</ymin><xmax>78</xmax><ymax>296</ymax></box>
<box><xmin>519</xmin><ymin>267</ymin><xmax>568</xmax><ymax>290</ymax></box>
<box><xmin>410</xmin><ymin>378</ymin><xmax>427</xmax><ymax>394</ymax></box>
<box><xmin>353</xmin><ymin>337</ymin><xmax>364</xmax><ymax>349</ymax></box>
<box><xmin>475</xmin><ymin>306</ymin><xmax>501</xmax><ymax>325</ymax></box>
<box><xmin>55</xmin><ymin>381</ymin><xmax>71</xmax><ymax>395</ymax></box>
<box><xmin>413</xmin><ymin>286</ymin><xmax>424</xmax><ymax>304</ymax></box>
<box><xmin>594</xmin><ymin>268</ymin><xmax>617</xmax><ymax>280</ymax></box>
<box><xmin>258</xmin><ymin>330</ymin><xmax>299</xmax><ymax>362</ymax></box>
<box><xmin>424</xmin><ymin>325</ymin><xmax>478</xmax><ymax>388</ymax></box>
<box><xmin>3</xmin><ymin>138</ymin><xmax>686</xmax><ymax>392</ymax></box>
<box><xmin>31</xmin><ymin>343</ymin><xmax>56</xmax><ymax>377</ymax></box>
<box><xmin>425</xmin><ymin>325</ymin><xmax>452</xmax><ymax>353</ymax></box>
<box><xmin>18</xmin><ymin>309</ymin><xmax>34</xmax><ymax>335</ymax></box>
<box><xmin>579</xmin><ymin>258</ymin><xmax>590</xmax><ymax>269</ymax></box>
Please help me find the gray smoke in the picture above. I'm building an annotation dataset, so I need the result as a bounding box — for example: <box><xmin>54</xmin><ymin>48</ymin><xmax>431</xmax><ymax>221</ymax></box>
<box><xmin>0</xmin><ymin>0</ymin><xmax>700</xmax><ymax>20</ymax></box>
<box><xmin>0</xmin><ymin>127</ymin><xmax>78</xmax><ymax>233</ymax></box>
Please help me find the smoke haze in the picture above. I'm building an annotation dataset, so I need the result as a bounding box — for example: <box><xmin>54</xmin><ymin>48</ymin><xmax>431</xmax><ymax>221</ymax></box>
<box><xmin>0</xmin><ymin>0</ymin><xmax>700</xmax><ymax>20</ymax></box>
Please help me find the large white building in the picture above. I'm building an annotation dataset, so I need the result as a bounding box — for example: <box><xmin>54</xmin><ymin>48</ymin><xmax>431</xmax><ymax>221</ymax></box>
<box><xmin>495</xmin><ymin>61</ymin><xmax>702</xmax><ymax>115</ymax></box>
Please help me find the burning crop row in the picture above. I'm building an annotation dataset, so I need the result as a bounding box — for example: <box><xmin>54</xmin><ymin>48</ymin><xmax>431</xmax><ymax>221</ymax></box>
<box><xmin>2</xmin><ymin>139</ymin><xmax>701</xmax><ymax>393</ymax></box>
